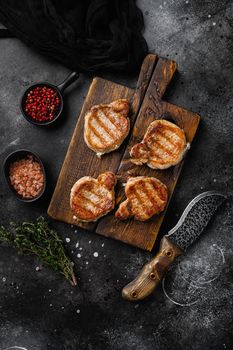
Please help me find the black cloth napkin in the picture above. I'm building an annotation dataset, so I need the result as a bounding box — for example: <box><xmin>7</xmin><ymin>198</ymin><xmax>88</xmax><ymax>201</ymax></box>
<box><xmin>0</xmin><ymin>0</ymin><xmax>148</xmax><ymax>73</ymax></box>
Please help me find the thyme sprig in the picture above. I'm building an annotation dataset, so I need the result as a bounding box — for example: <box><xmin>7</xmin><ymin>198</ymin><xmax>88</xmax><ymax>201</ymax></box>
<box><xmin>0</xmin><ymin>216</ymin><xmax>77</xmax><ymax>286</ymax></box>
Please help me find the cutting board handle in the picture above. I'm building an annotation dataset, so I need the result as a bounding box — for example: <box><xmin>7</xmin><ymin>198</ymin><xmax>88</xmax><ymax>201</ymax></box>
<box><xmin>131</xmin><ymin>54</ymin><xmax>157</xmax><ymax>115</ymax></box>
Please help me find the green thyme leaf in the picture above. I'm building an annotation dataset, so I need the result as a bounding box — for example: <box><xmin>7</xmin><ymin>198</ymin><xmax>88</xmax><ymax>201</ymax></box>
<box><xmin>0</xmin><ymin>217</ymin><xmax>77</xmax><ymax>286</ymax></box>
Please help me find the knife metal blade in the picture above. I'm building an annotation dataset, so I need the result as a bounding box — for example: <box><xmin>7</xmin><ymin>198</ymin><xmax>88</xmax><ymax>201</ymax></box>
<box><xmin>167</xmin><ymin>191</ymin><xmax>226</xmax><ymax>251</ymax></box>
<box><xmin>122</xmin><ymin>191</ymin><xmax>226</xmax><ymax>301</ymax></box>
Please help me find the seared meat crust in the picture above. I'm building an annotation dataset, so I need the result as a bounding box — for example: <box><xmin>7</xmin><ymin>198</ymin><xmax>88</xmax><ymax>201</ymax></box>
<box><xmin>130</xmin><ymin>119</ymin><xmax>187</xmax><ymax>169</ymax></box>
<box><xmin>84</xmin><ymin>99</ymin><xmax>130</xmax><ymax>156</ymax></box>
<box><xmin>115</xmin><ymin>176</ymin><xmax>168</xmax><ymax>221</ymax></box>
<box><xmin>70</xmin><ymin>172</ymin><xmax>116</xmax><ymax>222</ymax></box>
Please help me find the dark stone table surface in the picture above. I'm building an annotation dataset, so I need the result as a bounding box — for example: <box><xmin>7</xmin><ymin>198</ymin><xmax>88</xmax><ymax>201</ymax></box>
<box><xmin>0</xmin><ymin>1</ymin><xmax>232</xmax><ymax>349</ymax></box>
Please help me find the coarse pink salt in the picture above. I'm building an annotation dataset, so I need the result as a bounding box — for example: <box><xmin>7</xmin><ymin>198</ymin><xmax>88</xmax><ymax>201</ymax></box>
<box><xmin>9</xmin><ymin>155</ymin><xmax>44</xmax><ymax>199</ymax></box>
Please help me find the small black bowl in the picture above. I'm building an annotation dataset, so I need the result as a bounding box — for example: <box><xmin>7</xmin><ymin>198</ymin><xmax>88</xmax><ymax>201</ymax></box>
<box><xmin>20</xmin><ymin>71</ymin><xmax>79</xmax><ymax>126</ymax></box>
<box><xmin>4</xmin><ymin>149</ymin><xmax>46</xmax><ymax>202</ymax></box>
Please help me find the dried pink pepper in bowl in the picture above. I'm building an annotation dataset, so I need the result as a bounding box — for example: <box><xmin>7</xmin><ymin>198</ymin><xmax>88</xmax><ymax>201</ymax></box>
<box><xmin>20</xmin><ymin>72</ymin><xmax>79</xmax><ymax>126</ymax></box>
<box><xmin>23</xmin><ymin>85</ymin><xmax>61</xmax><ymax>123</ymax></box>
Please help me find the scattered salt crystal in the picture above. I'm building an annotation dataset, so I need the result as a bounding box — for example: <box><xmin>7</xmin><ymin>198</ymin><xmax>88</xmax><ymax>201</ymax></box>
<box><xmin>2</xmin><ymin>277</ymin><xmax>6</xmax><ymax>282</ymax></box>
<box><xmin>86</xmin><ymin>261</ymin><xmax>89</xmax><ymax>265</ymax></box>
<box><xmin>134</xmin><ymin>304</ymin><xmax>139</xmax><ymax>309</ymax></box>
<box><xmin>104</xmin><ymin>255</ymin><xmax>106</xmax><ymax>258</ymax></box>
<box><xmin>77</xmin><ymin>309</ymin><xmax>80</xmax><ymax>314</ymax></box>
<box><xmin>89</xmin><ymin>278</ymin><xmax>92</xmax><ymax>282</ymax></box>
<box><xmin>89</xmin><ymin>240</ymin><xmax>92</xmax><ymax>244</ymax></box>
<box><xmin>101</xmin><ymin>243</ymin><xmax>105</xmax><ymax>247</ymax></box>
<box><xmin>77</xmin><ymin>253</ymin><xmax>82</xmax><ymax>258</ymax></box>
<box><xmin>117</xmin><ymin>279</ymin><xmax>119</xmax><ymax>283</ymax></box>
<box><xmin>74</xmin><ymin>230</ymin><xmax>78</xmax><ymax>234</ymax></box>
<box><xmin>213</xmin><ymin>22</ymin><xmax>216</xmax><ymax>26</ymax></box>
<box><xmin>65</xmin><ymin>237</ymin><xmax>71</xmax><ymax>243</ymax></box>
<box><xmin>213</xmin><ymin>178</ymin><xmax>217</xmax><ymax>182</ymax></box>
<box><xmin>75</xmin><ymin>242</ymin><xmax>79</xmax><ymax>248</ymax></box>
<box><xmin>71</xmin><ymin>225</ymin><xmax>74</xmax><ymax>228</ymax></box>
<box><xmin>93</xmin><ymin>252</ymin><xmax>99</xmax><ymax>257</ymax></box>
<box><xmin>35</xmin><ymin>266</ymin><xmax>40</xmax><ymax>271</ymax></box>
<box><xmin>208</xmin><ymin>14</ymin><xmax>211</xmax><ymax>18</ymax></box>
<box><xmin>61</xmin><ymin>306</ymin><xmax>64</xmax><ymax>310</ymax></box>
<box><xmin>139</xmin><ymin>325</ymin><xmax>143</xmax><ymax>329</ymax></box>
<box><xmin>50</xmin><ymin>304</ymin><xmax>53</xmax><ymax>307</ymax></box>
<box><xmin>79</xmin><ymin>247</ymin><xmax>83</xmax><ymax>251</ymax></box>
<box><xmin>48</xmin><ymin>289</ymin><xmax>52</xmax><ymax>293</ymax></box>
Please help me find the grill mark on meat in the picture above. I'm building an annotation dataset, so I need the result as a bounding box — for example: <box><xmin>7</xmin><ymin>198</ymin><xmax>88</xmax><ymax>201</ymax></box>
<box><xmin>154</xmin><ymin>130</ymin><xmax>179</xmax><ymax>150</ymax></box>
<box><xmin>104</xmin><ymin>109</ymin><xmax>123</xmax><ymax>130</ymax></box>
<box><xmin>149</xmin><ymin>147</ymin><xmax>170</xmax><ymax>161</ymax></box>
<box><xmin>155</xmin><ymin>128</ymin><xmax>177</xmax><ymax>147</ymax></box>
<box><xmin>150</xmin><ymin>180</ymin><xmax>167</xmax><ymax>202</ymax></box>
<box><xmin>87</xmin><ymin>123</ymin><xmax>107</xmax><ymax>146</ymax></box>
<box><xmin>158</xmin><ymin>133</ymin><xmax>180</xmax><ymax>151</ymax></box>
<box><xmin>162</xmin><ymin>128</ymin><xmax>183</xmax><ymax>145</ymax></box>
<box><xmin>141</xmin><ymin>180</ymin><xmax>165</xmax><ymax>215</ymax></box>
<box><xmin>145</xmin><ymin>181</ymin><xmax>165</xmax><ymax>207</ymax></box>
<box><xmin>132</xmin><ymin>180</ymin><xmax>163</xmax><ymax>218</ymax></box>
<box><xmin>98</xmin><ymin>110</ymin><xmax>122</xmax><ymax>137</ymax></box>
<box><xmin>137</xmin><ymin>180</ymin><xmax>157</xmax><ymax>217</ymax></box>
<box><xmin>89</xmin><ymin>118</ymin><xmax>114</xmax><ymax>144</ymax></box>
<box><xmin>71</xmin><ymin>172</ymin><xmax>116</xmax><ymax>222</ymax></box>
<box><xmin>76</xmin><ymin>206</ymin><xmax>95</xmax><ymax>219</ymax></box>
<box><xmin>82</xmin><ymin>189</ymin><xmax>106</xmax><ymax>205</ymax></box>
<box><xmin>129</xmin><ymin>120</ymin><xmax>186</xmax><ymax>170</ymax></box>
<box><xmin>84</xmin><ymin>99</ymin><xmax>130</xmax><ymax>155</ymax></box>
<box><xmin>148</xmin><ymin>135</ymin><xmax>174</xmax><ymax>157</ymax></box>
<box><xmin>72</xmin><ymin>197</ymin><xmax>97</xmax><ymax>217</ymax></box>
<box><xmin>128</xmin><ymin>182</ymin><xmax>150</xmax><ymax>218</ymax></box>
<box><xmin>134</xmin><ymin>183</ymin><xmax>151</xmax><ymax>216</ymax></box>
<box><xmin>115</xmin><ymin>176</ymin><xmax>168</xmax><ymax>221</ymax></box>
<box><xmin>77</xmin><ymin>194</ymin><xmax>101</xmax><ymax>212</ymax></box>
<box><xmin>93</xmin><ymin>114</ymin><xmax>116</xmax><ymax>141</ymax></box>
<box><xmin>148</xmin><ymin>149</ymin><xmax>163</xmax><ymax>160</ymax></box>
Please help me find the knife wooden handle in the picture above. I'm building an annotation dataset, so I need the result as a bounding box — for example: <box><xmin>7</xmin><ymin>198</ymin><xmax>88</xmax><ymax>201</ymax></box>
<box><xmin>122</xmin><ymin>236</ymin><xmax>182</xmax><ymax>301</ymax></box>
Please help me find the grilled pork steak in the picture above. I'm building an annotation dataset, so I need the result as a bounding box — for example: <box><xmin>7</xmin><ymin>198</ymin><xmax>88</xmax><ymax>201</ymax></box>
<box><xmin>84</xmin><ymin>99</ymin><xmax>130</xmax><ymax>157</ymax></box>
<box><xmin>130</xmin><ymin>119</ymin><xmax>188</xmax><ymax>169</ymax></box>
<box><xmin>70</xmin><ymin>172</ymin><xmax>116</xmax><ymax>222</ymax></box>
<box><xmin>115</xmin><ymin>176</ymin><xmax>168</xmax><ymax>221</ymax></box>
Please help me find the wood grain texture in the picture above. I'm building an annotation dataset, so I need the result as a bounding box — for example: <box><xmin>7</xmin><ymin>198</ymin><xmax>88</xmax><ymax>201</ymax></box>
<box><xmin>96</xmin><ymin>57</ymin><xmax>200</xmax><ymax>251</ymax></box>
<box><xmin>48</xmin><ymin>54</ymin><xmax>157</xmax><ymax>230</ymax></box>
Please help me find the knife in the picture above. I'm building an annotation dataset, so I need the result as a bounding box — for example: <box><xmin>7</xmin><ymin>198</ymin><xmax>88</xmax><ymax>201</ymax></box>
<box><xmin>122</xmin><ymin>191</ymin><xmax>226</xmax><ymax>301</ymax></box>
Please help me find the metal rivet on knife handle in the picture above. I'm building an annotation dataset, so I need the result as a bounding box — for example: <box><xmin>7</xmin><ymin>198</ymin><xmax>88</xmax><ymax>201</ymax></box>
<box><xmin>122</xmin><ymin>236</ymin><xmax>182</xmax><ymax>301</ymax></box>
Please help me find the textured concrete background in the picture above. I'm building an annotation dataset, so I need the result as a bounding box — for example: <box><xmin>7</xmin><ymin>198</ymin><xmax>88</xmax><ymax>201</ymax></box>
<box><xmin>0</xmin><ymin>0</ymin><xmax>233</xmax><ymax>349</ymax></box>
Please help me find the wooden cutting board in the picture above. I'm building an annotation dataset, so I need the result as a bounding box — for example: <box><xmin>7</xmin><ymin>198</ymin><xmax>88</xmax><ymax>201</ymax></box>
<box><xmin>48</xmin><ymin>54</ymin><xmax>200</xmax><ymax>251</ymax></box>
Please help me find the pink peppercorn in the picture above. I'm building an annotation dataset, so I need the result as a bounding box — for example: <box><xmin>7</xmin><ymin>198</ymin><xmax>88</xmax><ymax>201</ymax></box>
<box><xmin>24</xmin><ymin>86</ymin><xmax>61</xmax><ymax>122</ymax></box>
